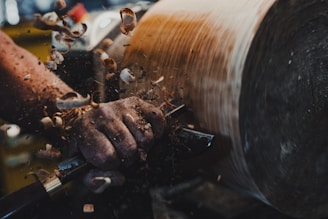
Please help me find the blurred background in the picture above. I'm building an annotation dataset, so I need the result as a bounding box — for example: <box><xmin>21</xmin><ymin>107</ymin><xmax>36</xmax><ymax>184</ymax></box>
<box><xmin>0</xmin><ymin>0</ymin><xmax>154</xmax><ymax>61</ymax></box>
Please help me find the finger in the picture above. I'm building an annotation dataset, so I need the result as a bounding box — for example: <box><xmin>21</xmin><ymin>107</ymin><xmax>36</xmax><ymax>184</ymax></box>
<box><xmin>122</xmin><ymin>110</ymin><xmax>154</xmax><ymax>151</ymax></box>
<box><xmin>98</xmin><ymin>119</ymin><xmax>138</xmax><ymax>167</ymax></box>
<box><xmin>75</xmin><ymin>126</ymin><xmax>120</xmax><ymax>170</ymax></box>
<box><xmin>132</xmin><ymin>97</ymin><xmax>166</xmax><ymax>138</ymax></box>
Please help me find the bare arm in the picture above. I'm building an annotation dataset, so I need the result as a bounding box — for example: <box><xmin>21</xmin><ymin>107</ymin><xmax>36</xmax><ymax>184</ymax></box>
<box><xmin>0</xmin><ymin>30</ymin><xmax>74</xmax><ymax>131</ymax></box>
<box><xmin>0</xmin><ymin>30</ymin><xmax>165</xmax><ymax>172</ymax></box>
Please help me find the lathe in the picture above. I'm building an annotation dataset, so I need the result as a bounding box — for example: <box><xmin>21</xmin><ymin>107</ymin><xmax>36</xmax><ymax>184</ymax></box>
<box><xmin>118</xmin><ymin>0</ymin><xmax>328</xmax><ymax>218</ymax></box>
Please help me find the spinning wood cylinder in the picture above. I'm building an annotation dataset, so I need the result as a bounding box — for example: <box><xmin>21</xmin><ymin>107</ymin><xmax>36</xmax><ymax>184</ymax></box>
<box><xmin>121</xmin><ymin>0</ymin><xmax>328</xmax><ymax>217</ymax></box>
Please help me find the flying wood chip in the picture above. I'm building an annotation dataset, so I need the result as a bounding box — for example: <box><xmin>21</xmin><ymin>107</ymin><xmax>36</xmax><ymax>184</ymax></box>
<box><xmin>119</xmin><ymin>8</ymin><xmax>137</xmax><ymax>36</ymax></box>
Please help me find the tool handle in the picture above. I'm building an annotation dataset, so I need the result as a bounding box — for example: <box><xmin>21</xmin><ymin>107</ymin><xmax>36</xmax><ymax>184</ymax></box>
<box><xmin>0</xmin><ymin>181</ymin><xmax>50</xmax><ymax>219</ymax></box>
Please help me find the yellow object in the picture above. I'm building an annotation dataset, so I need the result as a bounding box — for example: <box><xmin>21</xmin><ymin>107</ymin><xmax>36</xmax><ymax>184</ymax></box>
<box><xmin>0</xmin><ymin>23</ymin><xmax>54</xmax><ymax>195</ymax></box>
<box><xmin>0</xmin><ymin>133</ymin><xmax>59</xmax><ymax>195</ymax></box>
<box><xmin>1</xmin><ymin>22</ymin><xmax>52</xmax><ymax>62</ymax></box>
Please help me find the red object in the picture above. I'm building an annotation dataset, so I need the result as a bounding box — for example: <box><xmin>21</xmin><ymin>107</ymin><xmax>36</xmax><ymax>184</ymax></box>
<box><xmin>67</xmin><ymin>3</ymin><xmax>88</xmax><ymax>22</ymax></box>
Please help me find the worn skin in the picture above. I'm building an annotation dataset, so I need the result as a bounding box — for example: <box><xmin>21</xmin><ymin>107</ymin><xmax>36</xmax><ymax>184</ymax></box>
<box><xmin>71</xmin><ymin>97</ymin><xmax>165</xmax><ymax>169</ymax></box>
<box><xmin>0</xmin><ymin>30</ymin><xmax>165</xmax><ymax>180</ymax></box>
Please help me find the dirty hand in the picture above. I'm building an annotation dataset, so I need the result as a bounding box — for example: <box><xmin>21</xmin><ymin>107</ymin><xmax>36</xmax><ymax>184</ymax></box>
<box><xmin>70</xmin><ymin>96</ymin><xmax>165</xmax><ymax>170</ymax></box>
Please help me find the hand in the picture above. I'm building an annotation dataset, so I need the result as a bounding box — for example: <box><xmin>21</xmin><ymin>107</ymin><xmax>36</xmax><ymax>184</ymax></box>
<box><xmin>70</xmin><ymin>96</ymin><xmax>165</xmax><ymax>170</ymax></box>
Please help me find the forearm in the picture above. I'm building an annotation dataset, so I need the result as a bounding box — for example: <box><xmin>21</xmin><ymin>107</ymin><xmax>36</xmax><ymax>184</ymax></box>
<box><xmin>0</xmin><ymin>30</ymin><xmax>74</xmax><ymax>131</ymax></box>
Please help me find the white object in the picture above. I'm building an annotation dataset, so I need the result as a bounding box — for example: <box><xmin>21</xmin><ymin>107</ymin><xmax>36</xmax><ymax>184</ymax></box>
<box><xmin>120</xmin><ymin>68</ymin><xmax>135</xmax><ymax>84</ymax></box>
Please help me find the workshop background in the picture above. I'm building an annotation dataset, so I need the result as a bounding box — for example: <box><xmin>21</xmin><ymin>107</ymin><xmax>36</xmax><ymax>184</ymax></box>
<box><xmin>0</xmin><ymin>0</ymin><xmax>327</xmax><ymax>219</ymax></box>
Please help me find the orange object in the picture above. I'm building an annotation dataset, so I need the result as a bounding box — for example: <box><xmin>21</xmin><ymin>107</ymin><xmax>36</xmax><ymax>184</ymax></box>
<box><xmin>67</xmin><ymin>3</ymin><xmax>89</xmax><ymax>23</ymax></box>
